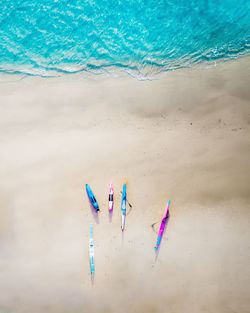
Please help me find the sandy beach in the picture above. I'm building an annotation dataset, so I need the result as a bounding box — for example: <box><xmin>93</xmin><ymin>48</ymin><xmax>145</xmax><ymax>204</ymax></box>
<box><xmin>0</xmin><ymin>57</ymin><xmax>250</xmax><ymax>313</ymax></box>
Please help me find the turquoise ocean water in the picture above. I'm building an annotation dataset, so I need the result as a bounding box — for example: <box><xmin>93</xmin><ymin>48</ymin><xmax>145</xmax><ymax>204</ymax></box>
<box><xmin>0</xmin><ymin>0</ymin><xmax>249</xmax><ymax>77</ymax></box>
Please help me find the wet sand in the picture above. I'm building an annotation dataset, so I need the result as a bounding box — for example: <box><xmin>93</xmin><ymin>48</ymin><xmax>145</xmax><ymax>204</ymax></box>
<box><xmin>0</xmin><ymin>57</ymin><xmax>250</xmax><ymax>313</ymax></box>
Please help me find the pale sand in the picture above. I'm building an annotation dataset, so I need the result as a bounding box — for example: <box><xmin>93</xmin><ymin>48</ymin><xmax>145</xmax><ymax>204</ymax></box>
<box><xmin>0</xmin><ymin>57</ymin><xmax>250</xmax><ymax>313</ymax></box>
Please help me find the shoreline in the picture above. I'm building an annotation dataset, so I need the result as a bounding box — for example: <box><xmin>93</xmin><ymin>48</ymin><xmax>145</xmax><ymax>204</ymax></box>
<box><xmin>0</xmin><ymin>56</ymin><xmax>250</xmax><ymax>313</ymax></box>
<box><xmin>0</xmin><ymin>53</ymin><xmax>249</xmax><ymax>83</ymax></box>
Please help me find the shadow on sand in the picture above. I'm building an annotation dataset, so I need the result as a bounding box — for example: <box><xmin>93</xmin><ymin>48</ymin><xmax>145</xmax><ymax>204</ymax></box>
<box><xmin>121</xmin><ymin>229</ymin><xmax>124</xmax><ymax>246</ymax></box>
<box><xmin>88</xmin><ymin>200</ymin><xmax>99</xmax><ymax>224</ymax></box>
<box><xmin>90</xmin><ymin>274</ymin><xmax>95</xmax><ymax>285</ymax></box>
<box><xmin>109</xmin><ymin>210</ymin><xmax>113</xmax><ymax>223</ymax></box>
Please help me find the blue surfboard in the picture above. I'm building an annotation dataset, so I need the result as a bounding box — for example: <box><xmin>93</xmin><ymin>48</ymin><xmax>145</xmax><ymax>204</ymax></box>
<box><xmin>85</xmin><ymin>184</ymin><xmax>99</xmax><ymax>211</ymax></box>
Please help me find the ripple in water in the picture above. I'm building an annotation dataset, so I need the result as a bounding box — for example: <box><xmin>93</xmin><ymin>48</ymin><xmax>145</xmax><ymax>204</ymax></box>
<box><xmin>0</xmin><ymin>0</ymin><xmax>249</xmax><ymax>77</ymax></box>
